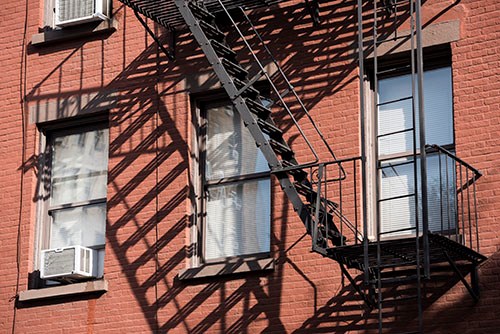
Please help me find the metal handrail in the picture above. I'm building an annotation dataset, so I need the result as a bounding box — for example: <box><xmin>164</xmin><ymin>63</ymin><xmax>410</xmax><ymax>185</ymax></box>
<box><xmin>426</xmin><ymin>144</ymin><xmax>482</xmax><ymax>178</ymax></box>
<box><xmin>212</xmin><ymin>0</ymin><xmax>346</xmax><ymax>180</ymax></box>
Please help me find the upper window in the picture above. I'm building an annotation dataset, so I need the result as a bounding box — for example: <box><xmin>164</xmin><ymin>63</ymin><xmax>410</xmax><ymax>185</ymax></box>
<box><xmin>199</xmin><ymin>101</ymin><xmax>271</xmax><ymax>262</ymax></box>
<box><xmin>45</xmin><ymin>0</ymin><xmax>110</xmax><ymax>28</ymax></box>
<box><xmin>38</xmin><ymin>122</ymin><xmax>109</xmax><ymax>281</ymax></box>
<box><xmin>375</xmin><ymin>65</ymin><xmax>455</xmax><ymax>238</ymax></box>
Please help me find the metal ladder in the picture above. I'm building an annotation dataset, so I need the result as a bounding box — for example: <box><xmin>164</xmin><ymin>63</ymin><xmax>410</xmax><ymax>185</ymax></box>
<box><xmin>359</xmin><ymin>0</ymin><xmax>428</xmax><ymax>332</ymax></box>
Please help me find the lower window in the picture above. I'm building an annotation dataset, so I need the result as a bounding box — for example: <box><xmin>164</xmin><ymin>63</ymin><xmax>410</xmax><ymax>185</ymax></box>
<box><xmin>37</xmin><ymin>122</ymin><xmax>108</xmax><ymax>282</ymax></box>
<box><xmin>200</xmin><ymin>100</ymin><xmax>271</xmax><ymax>262</ymax></box>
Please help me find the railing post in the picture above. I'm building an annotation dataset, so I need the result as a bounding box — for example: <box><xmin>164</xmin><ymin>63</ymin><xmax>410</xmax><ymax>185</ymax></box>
<box><xmin>415</xmin><ymin>0</ymin><xmax>430</xmax><ymax>279</ymax></box>
<box><xmin>357</xmin><ymin>0</ymin><xmax>370</xmax><ymax>285</ymax></box>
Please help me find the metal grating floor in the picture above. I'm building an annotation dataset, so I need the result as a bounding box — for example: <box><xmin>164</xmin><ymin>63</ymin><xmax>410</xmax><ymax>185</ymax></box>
<box><xmin>327</xmin><ymin>233</ymin><xmax>487</xmax><ymax>273</ymax></box>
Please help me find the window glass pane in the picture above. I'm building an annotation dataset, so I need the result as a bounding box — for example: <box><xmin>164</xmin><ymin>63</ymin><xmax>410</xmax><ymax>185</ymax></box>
<box><xmin>377</xmin><ymin>67</ymin><xmax>455</xmax><ymax>236</ymax></box>
<box><xmin>205</xmin><ymin>179</ymin><xmax>271</xmax><ymax>260</ymax></box>
<box><xmin>380</xmin><ymin>154</ymin><xmax>456</xmax><ymax>237</ymax></box>
<box><xmin>51</xmin><ymin>128</ymin><xmax>109</xmax><ymax>206</ymax></box>
<box><xmin>378</xmin><ymin>67</ymin><xmax>453</xmax><ymax>157</ymax></box>
<box><xmin>50</xmin><ymin>203</ymin><xmax>106</xmax><ymax>248</ymax></box>
<box><xmin>206</xmin><ymin>104</ymin><xmax>268</xmax><ymax>181</ymax></box>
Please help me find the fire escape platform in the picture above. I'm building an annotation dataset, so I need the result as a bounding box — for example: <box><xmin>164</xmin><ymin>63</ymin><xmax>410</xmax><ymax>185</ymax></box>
<box><xmin>327</xmin><ymin>233</ymin><xmax>487</xmax><ymax>273</ymax></box>
<box><xmin>120</xmin><ymin>0</ymin><xmax>287</xmax><ymax>30</ymax></box>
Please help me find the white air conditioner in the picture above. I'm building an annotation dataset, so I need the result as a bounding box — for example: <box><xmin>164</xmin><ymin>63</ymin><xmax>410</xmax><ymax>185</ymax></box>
<box><xmin>55</xmin><ymin>0</ymin><xmax>109</xmax><ymax>27</ymax></box>
<box><xmin>40</xmin><ymin>245</ymin><xmax>96</xmax><ymax>280</ymax></box>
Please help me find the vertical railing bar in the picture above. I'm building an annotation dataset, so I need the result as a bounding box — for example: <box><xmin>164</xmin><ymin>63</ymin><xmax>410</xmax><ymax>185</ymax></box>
<box><xmin>373</xmin><ymin>0</ymin><xmax>384</xmax><ymax>331</ymax></box>
<box><xmin>324</xmin><ymin>165</ymin><xmax>329</xmax><ymax>246</ymax></box>
<box><xmin>460</xmin><ymin>164</ymin><xmax>465</xmax><ymax>246</ymax></box>
<box><xmin>445</xmin><ymin>155</ymin><xmax>451</xmax><ymax>238</ymax></box>
<box><xmin>339</xmin><ymin>162</ymin><xmax>343</xmax><ymax>245</ymax></box>
<box><xmin>473</xmin><ymin>175</ymin><xmax>479</xmax><ymax>252</ymax></box>
<box><xmin>354</xmin><ymin>159</ymin><xmax>359</xmax><ymax>245</ymax></box>
<box><xmin>439</xmin><ymin>150</ymin><xmax>443</xmax><ymax>234</ymax></box>
<box><xmin>467</xmin><ymin>168</ymin><xmax>472</xmax><ymax>249</ymax></box>
<box><xmin>313</xmin><ymin>166</ymin><xmax>323</xmax><ymax>250</ymax></box>
<box><xmin>357</xmin><ymin>0</ymin><xmax>370</xmax><ymax>287</ymax></box>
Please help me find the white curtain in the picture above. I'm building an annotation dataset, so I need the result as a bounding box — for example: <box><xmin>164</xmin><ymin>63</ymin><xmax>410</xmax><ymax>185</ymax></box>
<box><xmin>204</xmin><ymin>104</ymin><xmax>270</xmax><ymax>260</ymax></box>
<box><xmin>50</xmin><ymin>128</ymin><xmax>108</xmax><ymax>249</ymax></box>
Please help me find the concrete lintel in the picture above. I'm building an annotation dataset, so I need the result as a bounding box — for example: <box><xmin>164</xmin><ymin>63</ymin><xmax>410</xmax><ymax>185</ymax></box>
<box><xmin>366</xmin><ymin>20</ymin><xmax>460</xmax><ymax>58</ymax></box>
<box><xmin>29</xmin><ymin>90</ymin><xmax>116</xmax><ymax>124</ymax></box>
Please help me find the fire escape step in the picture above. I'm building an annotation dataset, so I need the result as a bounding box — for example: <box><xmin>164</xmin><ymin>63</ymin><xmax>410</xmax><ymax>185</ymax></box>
<box><xmin>233</xmin><ymin>78</ymin><xmax>259</xmax><ymax>98</ymax></box>
<box><xmin>257</xmin><ymin>119</ymin><xmax>283</xmax><ymax>138</ymax></box>
<box><xmin>221</xmin><ymin>58</ymin><xmax>248</xmax><ymax>79</ymax></box>
<box><xmin>188</xmin><ymin>2</ymin><xmax>215</xmax><ymax>22</ymax></box>
<box><xmin>211</xmin><ymin>40</ymin><xmax>237</xmax><ymax>60</ymax></box>
<box><xmin>245</xmin><ymin>98</ymin><xmax>271</xmax><ymax>119</ymax></box>
<box><xmin>279</xmin><ymin>160</ymin><xmax>308</xmax><ymax>180</ymax></box>
<box><xmin>199</xmin><ymin>20</ymin><xmax>225</xmax><ymax>41</ymax></box>
<box><xmin>269</xmin><ymin>139</ymin><xmax>294</xmax><ymax>159</ymax></box>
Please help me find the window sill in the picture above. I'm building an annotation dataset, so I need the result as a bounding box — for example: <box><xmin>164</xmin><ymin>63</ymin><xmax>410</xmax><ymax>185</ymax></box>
<box><xmin>18</xmin><ymin>279</ymin><xmax>108</xmax><ymax>302</ymax></box>
<box><xmin>178</xmin><ymin>257</ymin><xmax>274</xmax><ymax>281</ymax></box>
<box><xmin>31</xmin><ymin>20</ymin><xmax>117</xmax><ymax>46</ymax></box>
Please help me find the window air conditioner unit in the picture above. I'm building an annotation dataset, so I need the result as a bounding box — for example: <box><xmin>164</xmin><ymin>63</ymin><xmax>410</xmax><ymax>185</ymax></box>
<box><xmin>40</xmin><ymin>245</ymin><xmax>96</xmax><ymax>280</ymax></box>
<box><xmin>55</xmin><ymin>0</ymin><xmax>109</xmax><ymax>27</ymax></box>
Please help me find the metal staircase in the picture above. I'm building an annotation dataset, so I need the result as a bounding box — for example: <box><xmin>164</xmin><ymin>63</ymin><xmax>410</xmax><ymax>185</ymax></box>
<box><xmin>172</xmin><ymin>0</ymin><xmax>350</xmax><ymax>249</ymax></box>
<box><xmin>118</xmin><ymin>0</ymin><xmax>487</xmax><ymax>333</ymax></box>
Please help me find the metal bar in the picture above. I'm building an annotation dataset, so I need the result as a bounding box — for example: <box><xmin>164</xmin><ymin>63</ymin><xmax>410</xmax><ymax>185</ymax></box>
<box><xmin>313</xmin><ymin>165</ymin><xmax>324</xmax><ymax>251</ymax></box>
<box><xmin>378</xmin><ymin>193</ymin><xmax>415</xmax><ymax>203</ymax></box>
<box><xmin>415</xmin><ymin>0</ymin><xmax>430</xmax><ymax>281</ymax></box>
<box><xmin>427</xmin><ymin>144</ymin><xmax>481</xmax><ymax>177</ymax></box>
<box><xmin>372</xmin><ymin>1</ymin><xmax>384</xmax><ymax>331</ymax></box>
<box><xmin>339</xmin><ymin>163</ymin><xmax>343</xmax><ymax>245</ymax></box>
<box><xmin>473</xmin><ymin>176</ymin><xmax>480</xmax><ymax>252</ymax></box>
<box><xmin>443</xmin><ymin>251</ymin><xmax>479</xmax><ymax>302</ymax></box>
<box><xmin>205</xmin><ymin>171</ymin><xmax>270</xmax><ymax>185</ymax></box>
<box><xmin>378</xmin><ymin>226</ymin><xmax>417</xmax><ymax>235</ymax></box>
<box><xmin>339</xmin><ymin>263</ymin><xmax>375</xmax><ymax>309</ymax></box>
<box><xmin>377</xmin><ymin>127</ymin><xmax>415</xmax><ymax>138</ymax></box>
<box><xmin>377</xmin><ymin>95</ymin><xmax>413</xmax><ymax>107</ymax></box>
<box><xmin>460</xmin><ymin>164</ymin><xmax>465</xmax><ymax>245</ymax></box>
<box><xmin>354</xmin><ymin>159</ymin><xmax>359</xmax><ymax>245</ymax></box>
<box><xmin>439</xmin><ymin>151</ymin><xmax>444</xmax><ymax>234</ymax></box>
<box><xmin>445</xmin><ymin>154</ymin><xmax>451</xmax><ymax>238</ymax></box>
<box><xmin>409</xmin><ymin>1</ymin><xmax>424</xmax><ymax>331</ymax></box>
<box><xmin>467</xmin><ymin>168</ymin><xmax>472</xmax><ymax>249</ymax></box>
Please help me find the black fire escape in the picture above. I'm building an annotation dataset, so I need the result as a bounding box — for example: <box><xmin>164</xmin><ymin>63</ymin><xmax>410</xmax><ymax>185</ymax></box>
<box><xmin>117</xmin><ymin>0</ymin><xmax>486</xmax><ymax>332</ymax></box>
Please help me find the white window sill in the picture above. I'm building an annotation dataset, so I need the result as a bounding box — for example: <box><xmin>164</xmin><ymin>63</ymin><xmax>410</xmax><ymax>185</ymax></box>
<box><xmin>178</xmin><ymin>257</ymin><xmax>274</xmax><ymax>281</ymax></box>
<box><xmin>18</xmin><ymin>279</ymin><xmax>108</xmax><ymax>302</ymax></box>
<box><xmin>31</xmin><ymin>20</ymin><xmax>117</xmax><ymax>46</ymax></box>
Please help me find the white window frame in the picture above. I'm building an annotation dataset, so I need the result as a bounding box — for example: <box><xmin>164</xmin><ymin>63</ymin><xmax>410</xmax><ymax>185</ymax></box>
<box><xmin>35</xmin><ymin>120</ymin><xmax>109</xmax><ymax>284</ymax></box>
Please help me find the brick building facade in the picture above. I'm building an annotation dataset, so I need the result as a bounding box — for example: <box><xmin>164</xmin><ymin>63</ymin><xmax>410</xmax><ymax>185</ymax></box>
<box><xmin>1</xmin><ymin>0</ymin><xmax>499</xmax><ymax>333</ymax></box>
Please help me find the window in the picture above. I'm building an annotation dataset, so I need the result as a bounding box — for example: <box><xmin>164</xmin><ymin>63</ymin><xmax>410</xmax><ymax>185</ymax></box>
<box><xmin>199</xmin><ymin>100</ymin><xmax>271</xmax><ymax>262</ymax></box>
<box><xmin>370</xmin><ymin>60</ymin><xmax>455</xmax><ymax>238</ymax></box>
<box><xmin>38</xmin><ymin>122</ymin><xmax>109</xmax><ymax>280</ymax></box>
<box><xmin>44</xmin><ymin>0</ymin><xmax>110</xmax><ymax>28</ymax></box>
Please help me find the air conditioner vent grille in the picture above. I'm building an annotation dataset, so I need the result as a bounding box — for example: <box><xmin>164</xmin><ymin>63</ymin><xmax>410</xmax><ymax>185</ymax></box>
<box><xmin>58</xmin><ymin>0</ymin><xmax>94</xmax><ymax>23</ymax></box>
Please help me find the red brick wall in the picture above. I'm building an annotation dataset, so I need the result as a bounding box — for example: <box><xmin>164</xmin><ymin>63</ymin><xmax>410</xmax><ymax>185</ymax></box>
<box><xmin>1</xmin><ymin>0</ymin><xmax>499</xmax><ymax>333</ymax></box>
